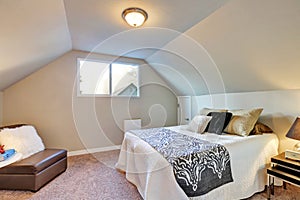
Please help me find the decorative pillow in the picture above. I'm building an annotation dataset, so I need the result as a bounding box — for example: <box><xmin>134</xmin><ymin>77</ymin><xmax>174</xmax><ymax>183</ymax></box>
<box><xmin>206</xmin><ymin>112</ymin><xmax>233</xmax><ymax>134</ymax></box>
<box><xmin>187</xmin><ymin>115</ymin><xmax>212</xmax><ymax>133</ymax></box>
<box><xmin>0</xmin><ymin>125</ymin><xmax>45</xmax><ymax>159</ymax></box>
<box><xmin>249</xmin><ymin>122</ymin><xmax>273</xmax><ymax>135</ymax></box>
<box><xmin>224</xmin><ymin>108</ymin><xmax>263</xmax><ymax>136</ymax></box>
<box><xmin>199</xmin><ymin>108</ymin><xmax>227</xmax><ymax>116</ymax></box>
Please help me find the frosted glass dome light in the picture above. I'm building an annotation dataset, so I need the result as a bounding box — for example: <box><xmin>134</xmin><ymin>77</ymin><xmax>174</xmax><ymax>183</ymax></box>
<box><xmin>122</xmin><ymin>7</ymin><xmax>148</xmax><ymax>27</ymax></box>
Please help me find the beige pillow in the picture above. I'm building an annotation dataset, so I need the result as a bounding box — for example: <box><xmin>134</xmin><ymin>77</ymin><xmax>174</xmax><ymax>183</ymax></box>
<box><xmin>199</xmin><ymin>108</ymin><xmax>227</xmax><ymax>116</ymax></box>
<box><xmin>224</xmin><ymin>108</ymin><xmax>263</xmax><ymax>136</ymax></box>
<box><xmin>187</xmin><ymin>115</ymin><xmax>212</xmax><ymax>133</ymax></box>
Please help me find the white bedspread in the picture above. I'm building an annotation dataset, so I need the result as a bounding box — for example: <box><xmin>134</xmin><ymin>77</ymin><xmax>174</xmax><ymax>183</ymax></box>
<box><xmin>115</xmin><ymin>126</ymin><xmax>279</xmax><ymax>200</ymax></box>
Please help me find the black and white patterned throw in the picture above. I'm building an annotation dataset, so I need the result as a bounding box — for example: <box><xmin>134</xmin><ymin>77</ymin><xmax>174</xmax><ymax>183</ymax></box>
<box><xmin>130</xmin><ymin>128</ymin><xmax>233</xmax><ymax>197</ymax></box>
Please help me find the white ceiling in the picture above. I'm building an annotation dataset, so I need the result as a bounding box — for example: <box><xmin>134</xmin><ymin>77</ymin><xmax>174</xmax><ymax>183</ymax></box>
<box><xmin>1</xmin><ymin>0</ymin><xmax>300</xmax><ymax>95</ymax></box>
<box><xmin>0</xmin><ymin>0</ymin><xmax>72</xmax><ymax>91</ymax></box>
<box><xmin>183</xmin><ymin>0</ymin><xmax>300</xmax><ymax>94</ymax></box>
<box><xmin>64</xmin><ymin>0</ymin><xmax>228</xmax><ymax>58</ymax></box>
<box><xmin>0</xmin><ymin>0</ymin><xmax>228</xmax><ymax>91</ymax></box>
<box><xmin>148</xmin><ymin>0</ymin><xmax>300</xmax><ymax>95</ymax></box>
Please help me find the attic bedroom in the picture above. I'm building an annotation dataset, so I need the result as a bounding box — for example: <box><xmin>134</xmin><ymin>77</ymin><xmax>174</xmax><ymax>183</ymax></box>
<box><xmin>0</xmin><ymin>0</ymin><xmax>300</xmax><ymax>199</ymax></box>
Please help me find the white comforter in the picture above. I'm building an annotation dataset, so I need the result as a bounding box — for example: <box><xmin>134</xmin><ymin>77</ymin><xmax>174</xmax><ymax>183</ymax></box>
<box><xmin>115</xmin><ymin>126</ymin><xmax>279</xmax><ymax>200</ymax></box>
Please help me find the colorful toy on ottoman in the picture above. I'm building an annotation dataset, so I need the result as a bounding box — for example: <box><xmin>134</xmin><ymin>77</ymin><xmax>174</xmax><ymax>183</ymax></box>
<box><xmin>0</xmin><ymin>145</ymin><xmax>16</xmax><ymax>161</ymax></box>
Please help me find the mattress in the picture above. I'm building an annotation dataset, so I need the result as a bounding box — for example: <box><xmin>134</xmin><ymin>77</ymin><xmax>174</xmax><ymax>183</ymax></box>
<box><xmin>115</xmin><ymin>125</ymin><xmax>279</xmax><ymax>200</ymax></box>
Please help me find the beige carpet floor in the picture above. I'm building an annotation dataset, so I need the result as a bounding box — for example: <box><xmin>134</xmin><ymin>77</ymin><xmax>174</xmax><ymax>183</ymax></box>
<box><xmin>0</xmin><ymin>150</ymin><xmax>299</xmax><ymax>200</ymax></box>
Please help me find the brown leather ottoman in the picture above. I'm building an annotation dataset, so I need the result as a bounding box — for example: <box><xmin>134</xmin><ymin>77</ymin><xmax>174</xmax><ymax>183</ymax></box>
<box><xmin>0</xmin><ymin>148</ymin><xmax>67</xmax><ymax>191</ymax></box>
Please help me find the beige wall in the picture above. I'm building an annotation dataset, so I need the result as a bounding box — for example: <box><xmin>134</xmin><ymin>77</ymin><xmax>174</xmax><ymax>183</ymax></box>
<box><xmin>0</xmin><ymin>92</ymin><xmax>3</xmax><ymax>126</ymax></box>
<box><xmin>3</xmin><ymin>50</ymin><xmax>177</xmax><ymax>151</ymax></box>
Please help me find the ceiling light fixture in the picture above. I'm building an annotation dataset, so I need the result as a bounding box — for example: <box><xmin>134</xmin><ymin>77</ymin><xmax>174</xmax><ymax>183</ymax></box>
<box><xmin>122</xmin><ymin>7</ymin><xmax>148</xmax><ymax>27</ymax></box>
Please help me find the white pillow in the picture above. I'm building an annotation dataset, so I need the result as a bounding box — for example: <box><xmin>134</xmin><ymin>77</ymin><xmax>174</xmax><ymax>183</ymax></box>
<box><xmin>0</xmin><ymin>125</ymin><xmax>45</xmax><ymax>159</ymax></box>
<box><xmin>187</xmin><ymin>115</ymin><xmax>212</xmax><ymax>133</ymax></box>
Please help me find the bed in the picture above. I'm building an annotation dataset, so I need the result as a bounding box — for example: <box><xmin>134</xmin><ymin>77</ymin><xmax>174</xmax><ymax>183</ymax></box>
<box><xmin>116</xmin><ymin>124</ymin><xmax>279</xmax><ymax>200</ymax></box>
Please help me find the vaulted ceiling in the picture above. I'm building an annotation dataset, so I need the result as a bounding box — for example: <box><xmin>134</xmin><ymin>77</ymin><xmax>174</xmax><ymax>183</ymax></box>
<box><xmin>1</xmin><ymin>0</ymin><xmax>300</xmax><ymax>95</ymax></box>
<box><xmin>0</xmin><ymin>0</ymin><xmax>228</xmax><ymax>91</ymax></box>
<box><xmin>0</xmin><ymin>0</ymin><xmax>71</xmax><ymax>91</ymax></box>
<box><xmin>64</xmin><ymin>0</ymin><xmax>228</xmax><ymax>58</ymax></box>
<box><xmin>148</xmin><ymin>0</ymin><xmax>300</xmax><ymax>95</ymax></box>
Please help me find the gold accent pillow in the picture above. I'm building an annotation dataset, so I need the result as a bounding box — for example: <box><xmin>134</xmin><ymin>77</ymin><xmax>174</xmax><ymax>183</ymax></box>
<box><xmin>224</xmin><ymin>108</ymin><xmax>263</xmax><ymax>136</ymax></box>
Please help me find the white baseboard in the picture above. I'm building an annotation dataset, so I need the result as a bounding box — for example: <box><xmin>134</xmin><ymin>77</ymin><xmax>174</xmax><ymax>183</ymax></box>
<box><xmin>68</xmin><ymin>145</ymin><xmax>121</xmax><ymax>157</ymax></box>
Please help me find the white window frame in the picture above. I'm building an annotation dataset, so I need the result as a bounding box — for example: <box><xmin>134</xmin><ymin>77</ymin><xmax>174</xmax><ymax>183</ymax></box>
<box><xmin>77</xmin><ymin>58</ymin><xmax>140</xmax><ymax>98</ymax></box>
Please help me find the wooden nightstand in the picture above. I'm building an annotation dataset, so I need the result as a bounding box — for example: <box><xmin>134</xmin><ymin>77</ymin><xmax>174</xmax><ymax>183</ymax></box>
<box><xmin>267</xmin><ymin>152</ymin><xmax>300</xmax><ymax>200</ymax></box>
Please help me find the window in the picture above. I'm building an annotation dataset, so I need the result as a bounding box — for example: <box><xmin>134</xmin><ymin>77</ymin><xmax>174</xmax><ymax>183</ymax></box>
<box><xmin>78</xmin><ymin>59</ymin><xmax>139</xmax><ymax>97</ymax></box>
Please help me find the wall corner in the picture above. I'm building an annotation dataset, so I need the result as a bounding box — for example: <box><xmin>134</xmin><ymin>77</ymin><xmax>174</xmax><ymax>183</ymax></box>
<box><xmin>0</xmin><ymin>91</ymin><xmax>3</xmax><ymax>126</ymax></box>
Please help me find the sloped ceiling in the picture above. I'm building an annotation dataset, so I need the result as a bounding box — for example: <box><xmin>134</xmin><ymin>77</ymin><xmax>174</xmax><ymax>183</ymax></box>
<box><xmin>0</xmin><ymin>0</ymin><xmax>72</xmax><ymax>91</ymax></box>
<box><xmin>1</xmin><ymin>0</ymin><xmax>300</xmax><ymax>96</ymax></box>
<box><xmin>63</xmin><ymin>0</ymin><xmax>228</xmax><ymax>58</ymax></box>
<box><xmin>147</xmin><ymin>0</ymin><xmax>300</xmax><ymax>95</ymax></box>
<box><xmin>185</xmin><ymin>0</ymin><xmax>300</xmax><ymax>94</ymax></box>
<box><xmin>0</xmin><ymin>0</ymin><xmax>228</xmax><ymax>91</ymax></box>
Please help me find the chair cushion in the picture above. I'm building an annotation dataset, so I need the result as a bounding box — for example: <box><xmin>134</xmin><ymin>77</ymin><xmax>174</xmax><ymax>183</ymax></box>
<box><xmin>0</xmin><ymin>149</ymin><xmax>67</xmax><ymax>174</ymax></box>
